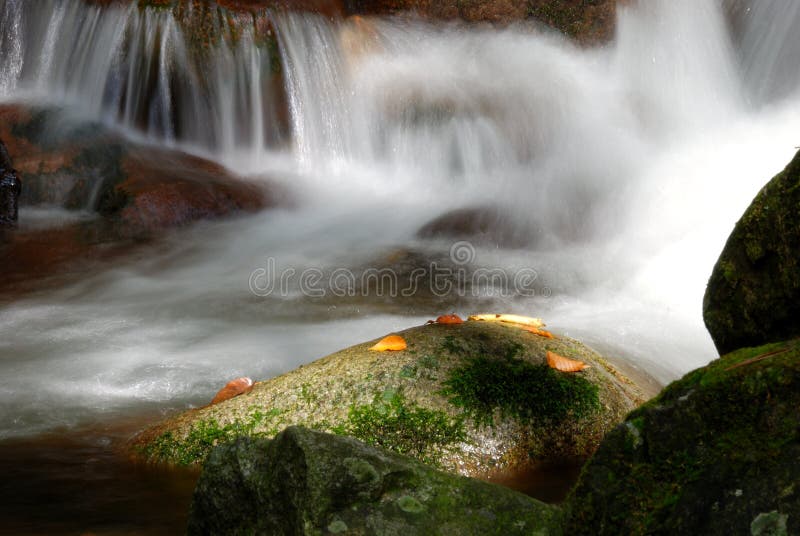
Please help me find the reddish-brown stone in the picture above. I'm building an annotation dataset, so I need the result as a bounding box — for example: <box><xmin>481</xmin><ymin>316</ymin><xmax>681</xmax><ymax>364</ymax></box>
<box><xmin>0</xmin><ymin>105</ymin><xmax>282</xmax><ymax>300</ymax></box>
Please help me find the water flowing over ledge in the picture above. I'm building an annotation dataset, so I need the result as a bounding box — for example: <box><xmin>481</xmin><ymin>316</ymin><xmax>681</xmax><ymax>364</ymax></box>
<box><xmin>1</xmin><ymin>0</ymin><xmax>800</xmax><ymax>440</ymax></box>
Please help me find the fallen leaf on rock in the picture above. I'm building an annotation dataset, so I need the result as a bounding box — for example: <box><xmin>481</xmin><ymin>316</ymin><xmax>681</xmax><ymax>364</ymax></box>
<box><xmin>211</xmin><ymin>377</ymin><xmax>254</xmax><ymax>405</ymax></box>
<box><xmin>370</xmin><ymin>334</ymin><xmax>407</xmax><ymax>351</ymax></box>
<box><xmin>468</xmin><ymin>313</ymin><xmax>545</xmax><ymax>328</ymax></box>
<box><xmin>546</xmin><ymin>351</ymin><xmax>589</xmax><ymax>373</ymax></box>
<box><xmin>433</xmin><ymin>314</ymin><xmax>464</xmax><ymax>325</ymax></box>
<box><xmin>526</xmin><ymin>327</ymin><xmax>555</xmax><ymax>339</ymax></box>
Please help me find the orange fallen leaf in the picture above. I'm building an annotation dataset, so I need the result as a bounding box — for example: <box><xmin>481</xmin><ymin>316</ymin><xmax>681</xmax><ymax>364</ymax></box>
<box><xmin>435</xmin><ymin>314</ymin><xmax>464</xmax><ymax>325</ymax></box>
<box><xmin>526</xmin><ymin>327</ymin><xmax>555</xmax><ymax>339</ymax></box>
<box><xmin>370</xmin><ymin>334</ymin><xmax>407</xmax><ymax>351</ymax></box>
<box><xmin>211</xmin><ymin>377</ymin><xmax>254</xmax><ymax>405</ymax></box>
<box><xmin>546</xmin><ymin>351</ymin><xmax>589</xmax><ymax>373</ymax></box>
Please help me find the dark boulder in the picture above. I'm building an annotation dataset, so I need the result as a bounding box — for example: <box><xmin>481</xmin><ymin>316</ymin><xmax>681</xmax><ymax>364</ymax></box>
<box><xmin>704</xmin><ymin>149</ymin><xmax>800</xmax><ymax>355</ymax></box>
<box><xmin>188</xmin><ymin>426</ymin><xmax>563</xmax><ymax>535</ymax></box>
<box><xmin>564</xmin><ymin>340</ymin><xmax>800</xmax><ymax>535</ymax></box>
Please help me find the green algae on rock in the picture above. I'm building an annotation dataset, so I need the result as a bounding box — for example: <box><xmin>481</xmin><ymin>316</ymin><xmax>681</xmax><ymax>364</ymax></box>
<box><xmin>187</xmin><ymin>426</ymin><xmax>563</xmax><ymax>535</ymax></box>
<box><xmin>564</xmin><ymin>340</ymin><xmax>800</xmax><ymax>535</ymax></box>
<box><xmin>132</xmin><ymin>320</ymin><xmax>651</xmax><ymax>478</ymax></box>
<box><xmin>704</xmin><ymin>149</ymin><xmax>800</xmax><ymax>355</ymax></box>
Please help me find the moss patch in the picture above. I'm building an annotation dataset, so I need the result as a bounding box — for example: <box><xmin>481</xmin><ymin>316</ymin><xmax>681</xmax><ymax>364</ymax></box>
<box><xmin>334</xmin><ymin>391</ymin><xmax>465</xmax><ymax>467</ymax></box>
<box><xmin>440</xmin><ymin>337</ymin><xmax>600</xmax><ymax>427</ymax></box>
<box><xmin>141</xmin><ymin>407</ymin><xmax>285</xmax><ymax>466</ymax></box>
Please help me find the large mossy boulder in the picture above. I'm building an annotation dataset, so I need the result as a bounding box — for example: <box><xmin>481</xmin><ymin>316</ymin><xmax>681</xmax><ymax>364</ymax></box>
<box><xmin>704</xmin><ymin>150</ymin><xmax>800</xmax><ymax>355</ymax></box>
<box><xmin>188</xmin><ymin>426</ymin><xmax>562</xmax><ymax>535</ymax></box>
<box><xmin>133</xmin><ymin>320</ymin><xmax>651</xmax><ymax>480</ymax></box>
<box><xmin>564</xmin><ymin>339</ymin><xmax>800</xmax><ymax>535</ymax></box>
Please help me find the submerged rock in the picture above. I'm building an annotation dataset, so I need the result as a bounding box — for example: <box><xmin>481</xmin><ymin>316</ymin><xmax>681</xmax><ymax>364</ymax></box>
<box><xmin>188</xmin><ymin>426</ymin><xmax>563</xmax><ymax>535</ymax></box>
<box><xmin>133</xmin><ymin>320</ymin><xmax>652</xmax><ymax>482</ymax></box>
<box><xmin>416</xmin><ymin>206</ymin><xmax>530</xmax><ymax>248</ymax></box>
<box><xmin>704</xmin><ymin>149</ymin><xmax>800</xmax><ymax>355</ymax></box>
<box><xmin>564</xmin><ymin>340</ymin><xmax>800</xmax><ymax>535</ymax></box>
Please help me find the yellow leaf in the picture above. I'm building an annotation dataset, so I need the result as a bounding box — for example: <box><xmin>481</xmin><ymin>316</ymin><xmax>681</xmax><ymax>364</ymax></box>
<box><xmin>546</xmin><ymin>351</ymin><xmax>589</xmax><ymax>373</ymax></box>
<box><xmin>370</xmin><ymin>334</ymin><xmax>407</xmax><ymax>352</ymax></box>
<box><xmin>467</xmin><ymin>313</ymin><xmax>545</xmax><ymax>328</ymax></box>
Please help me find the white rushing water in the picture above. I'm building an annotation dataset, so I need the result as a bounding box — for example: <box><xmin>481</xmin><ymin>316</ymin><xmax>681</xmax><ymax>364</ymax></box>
<box><xmin>1</xmin><ymin>0</ymin><xmax>800</xmax><ymax>438</ymax></box>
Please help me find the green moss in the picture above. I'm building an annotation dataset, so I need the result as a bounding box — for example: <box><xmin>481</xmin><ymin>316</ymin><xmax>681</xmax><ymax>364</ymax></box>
<box><xmin>442</xmin><ymin>354</ymin><xmax>600</xmax><ymax>427</ymax></box>
<box><xmin>397</xmin><ymin>495</ymin><xmax>426</xmax><ymax>514</ymax></box>
<box><xmin>141</xmin><ymin>407</ymin><xmax>285</xmax><ymax>465</ymax></box>
<box><xmin>335</xmin><ymin>391</ymin><xmax>466</xmax><ymax>467</ymax></box>
<box><xmin>566</xmin><ymin>341</ymin><xmax>800</xmax><ymax>534</ymax></box>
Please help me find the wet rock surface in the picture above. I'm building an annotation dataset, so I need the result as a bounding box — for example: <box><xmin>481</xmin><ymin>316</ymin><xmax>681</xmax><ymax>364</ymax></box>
<box><xmin>342</xmin><ymin>0</ymin><xmax>622</xmax><ymax>43</ymax></box>
<box><xmin>188</xmin><ymin>426</ymin><xmax>563</xmax><ymax>535</ymax></box>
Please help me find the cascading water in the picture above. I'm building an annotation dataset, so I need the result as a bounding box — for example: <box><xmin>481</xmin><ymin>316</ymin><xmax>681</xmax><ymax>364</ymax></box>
<box><xmin>0</xmin><ymin>0</ymin><xmax>799</xmax><ymax>426</ymax></box>
<box><xmin>0</xmin><ymin>0</ymin><xmax>286</xmax><ymax>157</ymax></box>
<box><xmin>1</xmin><ymin>2</ymin><xmax>800</xmax><ymax>528</ymax></box>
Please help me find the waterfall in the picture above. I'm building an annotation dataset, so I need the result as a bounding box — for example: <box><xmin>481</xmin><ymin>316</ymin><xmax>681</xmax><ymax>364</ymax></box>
<box><xmin>734</xmin><ymin>0</ymin><xmax>800</xmax><ymax>105</ymax></box>
<box><xmin>1</xmin><ymin>0</ymin><xmax>800</xmax><ymax>437</ymax></box>
<box><xmin>0</xmin><ymin>0</ymin><xmax>285</xmax><ymax>159</ymax></box>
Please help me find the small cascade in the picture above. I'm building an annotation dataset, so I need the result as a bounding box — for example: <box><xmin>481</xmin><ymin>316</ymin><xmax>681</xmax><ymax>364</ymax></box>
<box><xmin>0</xmin><ymin>0</ymin><xmax>286</xmax><ymax>160</ymax></box>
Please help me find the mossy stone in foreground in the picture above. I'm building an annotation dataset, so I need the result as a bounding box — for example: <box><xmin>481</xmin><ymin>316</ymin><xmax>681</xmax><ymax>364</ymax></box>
<box><xmin>188</xmin><ymin>426</ymin><xmax>563</xmax><ymax>535</ymax></box>
<box><xmin>704</xmin><ymin>149</ymin><xmax>800</xmax><ymax>355</ymax></box>
<box><xmin>564</xmin><ymin>340</ymin><xmax>800</xmax><ymax>535</ymax></box>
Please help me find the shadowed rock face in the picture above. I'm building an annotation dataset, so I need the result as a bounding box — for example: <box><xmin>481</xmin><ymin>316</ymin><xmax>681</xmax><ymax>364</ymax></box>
<box><xmin>188</xmin><ymin>426</ymin><xmax>563</xmax><ymax>535</ymax></box>
<box><xmin>0</xmin><ymin>139</ymin><xmax>21</xmax><ymax>227</ymax></box>
<box><xmin>703</xmin><ymin>150</ymin><xmax>800</xmax><ymax>355</ymax></box>
<box><xmin>564</xmin><ymin>340</ymin><xmax>800</xmax><ymax>535</ymax></box>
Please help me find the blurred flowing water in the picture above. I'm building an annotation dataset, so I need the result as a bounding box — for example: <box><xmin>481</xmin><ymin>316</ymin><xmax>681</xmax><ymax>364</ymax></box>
<box><xmin>1</xmin><ymin>0</ymin><xmax>800</xmax><ymax>532</ymax></box>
